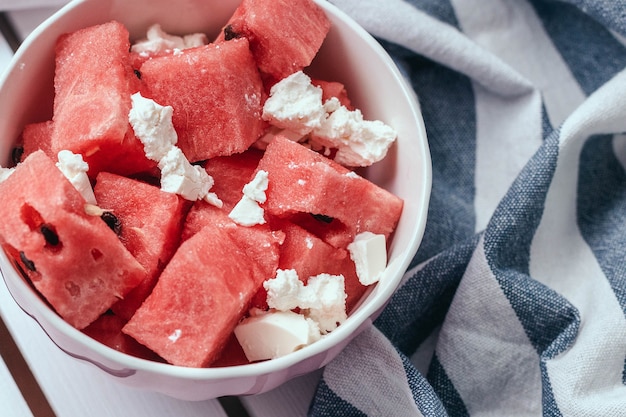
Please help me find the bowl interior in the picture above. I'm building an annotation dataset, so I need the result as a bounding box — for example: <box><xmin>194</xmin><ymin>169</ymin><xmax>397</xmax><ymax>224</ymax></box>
<box><xmin>0</xmin><ymin>0</ymin><xmax>431</xmax><ymax>393</ymax></box>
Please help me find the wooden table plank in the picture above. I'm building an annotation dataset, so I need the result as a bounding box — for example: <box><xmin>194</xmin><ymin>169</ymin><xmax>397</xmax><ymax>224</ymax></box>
<box><xmin>0</xmin><ymin>355</ymin><xmax>35</xmax><ymax>417</ymax></box>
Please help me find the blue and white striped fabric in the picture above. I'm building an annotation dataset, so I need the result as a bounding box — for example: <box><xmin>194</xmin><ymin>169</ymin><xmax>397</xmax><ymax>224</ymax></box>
<box><xmin>311</xmin><ymin>0</ymin><xmax>626</xmax><ymax>415</ymax></box>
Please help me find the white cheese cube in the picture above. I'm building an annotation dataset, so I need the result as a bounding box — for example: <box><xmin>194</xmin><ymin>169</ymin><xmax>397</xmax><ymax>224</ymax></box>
<box><xmin>234</xmin><ymin>310</ymin><xmax>322</xmax><ymax>362</ymax></box>
<box><xmin>348</xmin><ymin>231</ymin><xmax>387</xmax><ymax>286</ymax></box>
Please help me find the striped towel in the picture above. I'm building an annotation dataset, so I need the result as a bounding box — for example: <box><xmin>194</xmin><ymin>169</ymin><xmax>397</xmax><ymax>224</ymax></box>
<box><xmin>311</xmin><ymin>0</ymin><xmax>626</xmax><ymax>416</ymax></box>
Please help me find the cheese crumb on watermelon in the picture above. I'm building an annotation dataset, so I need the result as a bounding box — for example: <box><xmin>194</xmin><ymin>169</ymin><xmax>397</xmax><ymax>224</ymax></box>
<box><xmin>263</xmin><ymin>71</ymin><xmax>398</xmax><ymax>167</ymax></box>
<box><xmin>263</xmin><ymin>268</ymin><xmax>347</xmax><ymax>334</ymax></box>
<box><xmin>228</xmin><ymin>170</ymin><xmax>269</xmax><ymax>226</ymax></box>
<box><xmin>55</xmin><ymin>150</ymin><xmax>97</xmax><ymax>205</ymax></box>
<box><xmin>129</xmin><ymin>92</ymin><xmax>222</xmax><ymax>207</ymax></box>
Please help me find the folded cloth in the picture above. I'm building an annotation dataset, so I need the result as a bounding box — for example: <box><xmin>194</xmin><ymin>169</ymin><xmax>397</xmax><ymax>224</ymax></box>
<box><xmin>311</xmin><ymin>0</ymin><xmax>626</xmax><ymax>416</ymax></box>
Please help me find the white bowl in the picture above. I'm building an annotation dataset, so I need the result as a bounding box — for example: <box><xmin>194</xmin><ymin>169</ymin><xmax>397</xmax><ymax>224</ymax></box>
<box><xmin>0</xmin><ymin>0</ymin><xmax>431</xmax><ymax>400</ymax></box>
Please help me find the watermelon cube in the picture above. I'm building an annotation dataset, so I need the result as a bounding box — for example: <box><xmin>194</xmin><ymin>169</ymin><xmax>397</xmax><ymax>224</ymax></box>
<box><xmin>51</xmin><ymin>21</ymin><xmax>154</xmax><ymax>177</ymax></box>
<box><xmin>93</xmin><ymin>172</ymin><xmax>190</xmax><ymax>320</ymax></box>
<box><xmin>123</xmin><ymin>223</ymin><xmax>280</xmax><ymax>367</ymax></box>
<box><xmin>0</xmin><ymin>151</ymin><xmax>147</xmax><ymax>329</ymax></box>
<box><xmin>217</xmin><ymin>0</ymin><xmax>331</xmax><ymax>82</ymax></box>
<box><xmin>258</xmin><ymin>136</ymin><xmax>404</xmax><ymax>248</ymax></box>
<box><xmin>139</xmin><ymin>38</ymin><xmax>265</xmax><ymax>163</ymax></box>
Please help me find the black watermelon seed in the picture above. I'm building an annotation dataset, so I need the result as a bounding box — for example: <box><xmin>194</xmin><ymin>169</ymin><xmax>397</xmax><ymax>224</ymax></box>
<box><xmin>134</xmin><ymin>69</ymin><xmax>141</xmax><ymax>79</ymax></box>
<box><xmin>224</xmin><ymin>24</ymin><xmax>241</xmax><ymax>41</ymax></box>
<box><xmin>19</xmin><ymin>251</ymin><xmax>36</xmax><ymax>272</ymax></box>
<box><xmin>311</xmin><ymin>213</ymin><xmax>334</xmax><ymax>224</ymax></box>
<box><xmin>101</xmin><ymin>212</ymin><xmax>122</xmax><ymax>235</ymax></box>
<box><xmin>40</xmin><ymin>224</ymin><xmax>60</xmax><ymax>246</ymax></box>
<box><xmin>11</xmin><ymin>146</ymin><xmax>23</xmax><ymax>166</ymax></box>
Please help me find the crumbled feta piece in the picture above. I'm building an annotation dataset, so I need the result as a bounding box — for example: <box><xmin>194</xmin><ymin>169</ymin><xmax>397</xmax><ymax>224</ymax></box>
<box><xmin>131</xmin><ymin>24</ymin><xmax>208</xmax><ymax>55</ymax></box>
<box><xmin>311</xmin><ymin>99</ymin><xmax>397</xmax><ymax>167</ymax></box>
<box><xmin>264</xmin><ymin>269</ymin><xmax>347</xmax><ymax>334</ymax></box>
<box><xmin>129</xmin><ymin>93</ymin><xmax>178</xmax><ymax>161</ymax></box>
<box><xmin>347</xmin><ymin>231</ymin><xmax>388</xmax><ymax>286</ymax></box>
<box><xmin>55</xmin><ymin>150</ymin><xmax>97</xmax><ymax>205</ymax></box>
<box><xmin>262</xmin><ymin>71</ymin><xmax>397</xmax><ymax>167</ymax></box>
<box><xmin>0</xmin><ymin>167</ymin><xmax>15</xmax><ymax>183</ymax></box>
<box><xmin>228</xmin><ymin>195</ymin><xmax>266</xmax><ymax>226</ymax></box>
<box><xmin>305</xmin><ymin>274</ymin><xmax>347</xmax><ymax>333</ymax></box>
<box><xmin>158</xmin><ymin>147</ymin><xmax>219</xmax><ymax>203</ymax></box>
<box><xmin>264</xmin><ymin>269</ymin><xmax>304</xmax><ymax>311</ymax></box>
<box><xmin>243</xmin><ymin>170</ymin><xmax>269</xmax><ymax>203</ymax></box>
<box><xmin>262</xmin><ymin>71</ymin><xmax>326</xmax><ymax>135</ymax></box>
<box><xmin>234</xmin><ymin>310</ymin><xmax>321</xmax><ymax>361</ymax></box>
<box><xmin>229</xmin><ymin>170</ymin><xmax>269</xmax><ymax>226</ymax></box>
<box><xmin>168</xmin><ymin>329</ymin><xmax>182</xmax><ymax>343</ymax></box>
<box><xmin>129</xmin><ymin>92</ymin><xmax>222</xmax><ymax>207</ymax></box>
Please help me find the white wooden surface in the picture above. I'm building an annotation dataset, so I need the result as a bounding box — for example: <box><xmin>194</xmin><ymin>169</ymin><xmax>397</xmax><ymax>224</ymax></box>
<box><xmin>0</xmin><ymin>4</ymin><xmax>320</xmax><ymax>416</ymax></box>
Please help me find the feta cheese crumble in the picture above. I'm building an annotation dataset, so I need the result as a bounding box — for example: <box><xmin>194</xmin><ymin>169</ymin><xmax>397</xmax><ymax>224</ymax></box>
<box><xmin>229</xmin><ymin>170</ymin><xmax>269</xmax><ymax>226</ymax></box>
<box><xmin>129</xmin><ymin>92</ymin><xmax>222</xmax><ymax>207</ymax></box>
<box><xmin>131</xmin><ymin>24</ymin><xmax>208</xmax><ymax>55</ymax></box>
<box><xmin>262</xmin><ymin>71</ymin><xmax>398</xmax><ymax>167</ymax></box>
<box><xmin>262</xmin><ymin>71</ymin><xmax>326</xmax><ymax>136</ymax></box>
<box><xmin>347</xmin><ymin>231</ymin><xmax>388</xmax><ymax>285</ymax></box>
<box><xmin>56</xmin><ymin>150</ymin><xmax>97</xmax><ymax>205</ymax></box>
<box><xmin>264</xmin><ymin>269</ymin><xmax>347</xmax><ymax>334</ymax></box>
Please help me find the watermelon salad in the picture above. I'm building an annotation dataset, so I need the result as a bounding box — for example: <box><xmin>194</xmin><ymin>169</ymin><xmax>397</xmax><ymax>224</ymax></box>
<box><xmin>0</xmin><ymin>0</ymin><xmax>404</xmax><ymax>368</ymax></box>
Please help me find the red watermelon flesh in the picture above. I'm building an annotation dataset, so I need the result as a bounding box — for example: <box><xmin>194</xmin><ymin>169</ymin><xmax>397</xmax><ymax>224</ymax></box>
<box><xmin>21</xmin><ymin>121</ymin><xmax>53</xmax><ymax>161</ymax></box>
<box><xmin>93</xmin><ymin>172</ymin><xmax>190</xmax><ymax>320</ymax></box>
<box><xmin>217</xmin><ymin>0</ymin><xmax>331</xmax><ymax>82</ymax></box>
<box><xmin>258</xmin><ymin>136</ymin><xmax>404</xmax><ymax>248</ymax></box>
<box><xmin>82</xmin><ymin>313</ymin><xmax>164</xmax><ymax>362</ymax></box>
<box><xmin>0</xmin><ymin>151</ymin><xmax>147</xmax><ymax>329</ymax></box>
<box><xmin>211</xmin><ymin>332</ymin><xmax>250</xmax><ymax>367</ymax></box>
<box><xmin>51</xmin><ymin>21</ymin><xmax>154</xmax><ymax>178</ymax></box>
<box><xmin>312</xmin><ymin>78</ymin><xmax>354</xmax><ymax>110</ymax></box>
<box><xmin>203</xmin><ymin>148</ymin><xmax>264</xmax><ymax>211</ymax></box>
<box><xmin>139</xmin><ymin>38</ymin><xmax>265</xmax><ymax>163</ymax></box>
<box><xmin>180</xmin><ymin>199</ymin><xmax>284</xmax><ymax>277</ymax></box>
<box><xmin>181</xmin><ymin>201</ymin><xmax>234</xmax><ymax>242</ymax></box>
<box><xmin>122</xmin><ymin>223</ymin><xmax>280</xmax><ymax>367</ymax></box>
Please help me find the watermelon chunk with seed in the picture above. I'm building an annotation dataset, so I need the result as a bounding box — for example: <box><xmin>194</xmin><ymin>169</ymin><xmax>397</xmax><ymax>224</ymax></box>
<box><xmin>258</xmin><ymin>136</ymin><xmax>404</xmax><ymax>248</ymax></box>
<box><xmin>0</xmin><ymin>151</ymin><xmax>147</xmax><ymax>329</ymax></box>
<box><xmin>217</xmin><ymin>0</ymin><xmax>331</xmax><ymax>82</ymax></box>
<box><xmin>93</xmin><ymin>172</ymin><xmax>190</xmax><ymax>320</ymax></box>
<box><xmin>52</xmin><ymin>21</ymin><xmax>154</xmax><ymax>177</ymax></box>
<box><xmin>139</xmin><ymin>38</ymin><xmax>265</xmax><ymax>163</ymax></box>
<box><xmin>123</xmin><ymin>223</ymin><xmax>280</xmax><ymax>367</ymax></box>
